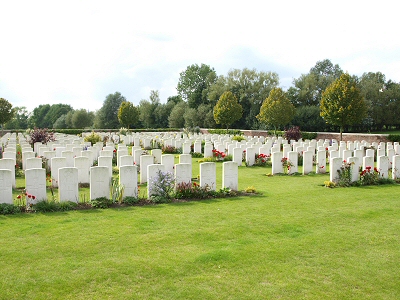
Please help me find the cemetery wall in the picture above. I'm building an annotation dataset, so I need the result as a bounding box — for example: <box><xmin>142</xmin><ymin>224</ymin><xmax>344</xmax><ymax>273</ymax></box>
<box><xmin>200</xmin><ymin>129</ymin><xmax>389</xmax><ymax>143</ymax></box>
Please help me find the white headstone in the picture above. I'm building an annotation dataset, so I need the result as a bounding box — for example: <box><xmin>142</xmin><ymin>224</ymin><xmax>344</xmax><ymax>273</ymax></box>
<box><xmin>98</xmin><ymin>156</ymin><xmax>113</xmax><ymax>180</ymax></box>
<box><xmin>58</xmin><ymin>167</ymin><xmax>79</xmax><ymax>202</ymax></box>
<box><xmin>74</xmin><ymin>156</ymin><xmax>90</xmax><ymax>184</ymax></box>
<box><xmin>0</xmin><ymin>169</ymin><xmax>12</xmax><ymax>204</ymax></box>
<box><xmin>25</xmin><ymin>157</ymin><xmax>42</xmax><ymax>170</ymax></box>
<box><xmin>288</xmin><ymin>151</ymin><xmax>298</xmax><ymax>174</ymax></box>
<box><xmin>245</xmin><ymin>148</ymin><xmax>255</xmax><ymax>166</ymax></box>
<box><xmin>272</xmin><ymin>152</ymin><xmax>284</xmax><ymax>174</ymax></box>
<box><xmin>316</xmin><ymin>150</ymin><xmax>326</xmax><ymax>174</ymax></box>
<box><xmin>51</xmin><ymin>157</ymin><xmax>67</xmax><ymax>187</ymax></box>
<box><xmin>200</xmin><ymin>162</ymin><xmax>216</xmax><ymax>190</ymax></box>
<box><xmin>175</xmin><ymin>163</ymin><xmax>192</xmax><ymax>186</ymax></box>
<box><xmin>179</xmin><ymin>154</ymin><xmax>192</xmax><ymax>164</ymax></box>
<box><xmin>302</xmin><ymin>150</ymin><xmax>313</xmax><ymax>175</ymax></box>
<box><xmin>330</xmin><ymin>157</ymin><xmax>342</xmax><ymax>183</ymax></box>
<box><xmin>140</xmin><ymin>155</ymin><xmax>155</xmax><ymax>183</ymax></box>
<box><xmin>348</xmin><ymin>156</ymin><xmax>360</xmax><ymax>183</ymax></box>
<box><xmin>0</xmin><ymin>158</ymin><xmax>16</xmax><ymax>187</ymax></box>
<box><xmin>152</xmin><ymin>149</ymin><xmax>162</xmax><ymax>164</ymax></box>
<box><xmin>222</xmin><ymin>161</ymin><xmax>238</xmax><ymax>190</ymax></box>
<box><xmin>90</xmin><ymin>166</ymin><xmax>110</xmax><ymax>200</ymax></box>
<box><xmin>377</xmin><ymin>156</ymin><xmax>389</xmax><ymax>179</ymax></box>
<box><xmin>119</xmin><ymin>165</ymin><xmax>138</xmax><ymax>198</ymax></box>
<box><xmin>25</xmin><ymin>168</ymin><xmax>47</xmax><ymax>201</ymax></box>
<box><xmin>161</xmin><ymin>154</ymin><xmax>175</xmax><ymax>174</ymax></box>
<box><xmin>392</xmin><ymin>155</ymin><xmax>400</xmax><ymax>180</ymax></box>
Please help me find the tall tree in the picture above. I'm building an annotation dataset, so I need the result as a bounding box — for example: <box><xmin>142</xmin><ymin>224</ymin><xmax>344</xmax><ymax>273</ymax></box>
<box><xmin>168</xmin><ymin>102</ymin><xmax>187</xmax><ymax>128</ymax></box>
<box><xmin>4</xmin><ymin>106</ymin><xmax>29</xmax><ymax>130</ymax></box>
<box><xmin>0</xmin><ymin>98</ymin><xmax>14</xmax><ymax>133</ymax></box>
<box><xmin>213</xmin><ymin>91</ymin><xmax>243</xmax><ymax>131</ymax></box>
<box><xmin>72</xmin><ymin>109</ymin><xmax>94</xmax><ymax>129</ymax></box>
<box><xmin>177</xmin><ymin>64</ymin><xmax>217</xmax><ymax>108</ymax></box>
<box><xmin>118</xmin><ymin>101</ymin><xmax>140</xmax><ymax>130</ymax></box>
<box><xmin>95</xmin><ymin>92</ymin><xmax>126</xmax><ymax>129</ymax></box>
<box><xmin>154</xmin><ymin>101</ymin><xmax>176</xmax><ymax>128</ymax></box>
<box><xmin>256</xmin><ymin>88</ymin><xmax>296</xmax><ymax>135</ymax></box>
<box><xmin>320</xmin><ymin>73</ymin><xmax>367</xmax><ymax>140</ymax></box>
<box><xmin>288</xmin><ymin>59</ymin><xmax>343</xmax><ymax>107</ymax></box>
<box><xmin>138</xmin><ymin>90</ymin><xmax>160</xmax><ymax>128</ymax></box>
<box><xmin>208</xmin><ymin>68</ymin><xmax>279</xmax><ymax>129</ymax></box>
<box><xmin>29</xmin><ymin>104</ymin><xmax>50</xmax><ymax>128</ymax></box>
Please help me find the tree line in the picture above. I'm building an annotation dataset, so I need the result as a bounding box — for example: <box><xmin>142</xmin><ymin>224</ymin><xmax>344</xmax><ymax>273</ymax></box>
<box><xmin>2</xmin><ymin>59</ymin><xmax>400</xmax><ymax>132</ymax></box>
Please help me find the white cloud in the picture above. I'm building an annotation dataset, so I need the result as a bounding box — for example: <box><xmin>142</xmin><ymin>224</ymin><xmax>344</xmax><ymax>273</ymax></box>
<box><xmin>1</xmin><ymin>0</ymin><xmax>399</xmax><ymax>112</ymax></box>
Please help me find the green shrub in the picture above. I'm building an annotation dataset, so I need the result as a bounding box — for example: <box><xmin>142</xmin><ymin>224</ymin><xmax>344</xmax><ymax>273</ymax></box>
<box><xmin>84</xmin><ymin>132</ymin><xmax>103</xmax><ymax>146</ymax></box>
<box><xmin>388</xmin><ymin>134</ymin><xmax>400</xmax><ymax>143</ymax></box>
<box><xmin>0</xmin><ymin>203</ymin><xmax>21</xmax><ymax>215</ymax></box>
<box><xmin>59</xmin><ymin>201</ymin><xmax>78</xmax><ymax>211</ymax></box>
<box><xmin>34</xmin><ymin>200</ymin><xmax>59</xmax><ymax>212</ymax></box>
<box><xmin>302</xmin><ymin>132</ymin><xmax>318</xmax><ymax>140</ymax></box>
<box><xmin>232</xmin><ymin>135</ymin><xmax>246</xmax><ymax>142</ymax></box>
<box><xmin>208</xmin><ymin>129</ymin><xmax>242</xmax><ymax>135</ymax></box>
<box><xmin>91</xmin><ymin>197</ymin><xmax>112</xmax><ymax>209</ymax></box>
<box><xmin>123</xmin><ymin>196</ymin><xmax>139</xmax><ymax>205</ymax></box>
<box><xmin>191</xmin><ymin>152</ymin><xmax>203</xmax><ymax>158</ymax></box>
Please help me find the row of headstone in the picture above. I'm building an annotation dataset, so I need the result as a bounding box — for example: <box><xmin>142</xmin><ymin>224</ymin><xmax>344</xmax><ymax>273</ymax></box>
<box><xmin>0</xmin><ymin>161</ymin><xmax>239</xmax><ymax>204</ymax></box>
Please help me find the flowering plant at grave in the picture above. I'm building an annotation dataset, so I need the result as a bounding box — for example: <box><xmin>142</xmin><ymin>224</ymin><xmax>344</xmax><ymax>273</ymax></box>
<box><xmin>281</xmin><ymin>157</ymin><xmax>294</xmax><ymax>174</ymax></box>
<box><xmin>359</xmin><ymin>166</ymin><xmax>380</xmax><ymax>186</ymax></box>
<box><xmin>162</xmin><ymin>145</ymin><xmax>180</xmax><ymax>154</ymax></box>
<box><xmin>46</xmin><ymin>173</ymin><xmax>57</xmax><ymax>201</ymax></box>
<box><xmin>14</xmin><ymin>189</ymin><xmax>37</xmax><ymax>211</ymax></box>
<box><xmin>212</xmin><ymin>149</ymin><xmax>226</xmax><ymax>160</ymax></box>
<box><xmin>254</xmin><ymin>153</ymin><xmax>270</xmax><ymax>166</ymax></box>
<box><xmin>148</xmin><ymin>170</ymin><xmax>175</xmax><ymax>203</ymax></box>
<box><xmin>336</xmin><ymin>160</ymin><xmax>353</xmax><ymax>187</ymax></box>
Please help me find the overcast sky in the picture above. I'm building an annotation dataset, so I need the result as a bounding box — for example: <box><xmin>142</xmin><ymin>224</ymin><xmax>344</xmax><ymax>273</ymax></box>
<box><xmin>1</xmin><ymin>0</ymin><xmax>399</xmax><ymax>112</ymax></box>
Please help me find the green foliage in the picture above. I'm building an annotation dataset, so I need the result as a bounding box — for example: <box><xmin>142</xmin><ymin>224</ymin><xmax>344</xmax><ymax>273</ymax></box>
<box><xmin>208</xmin><ymin>68</ymin><xmax>279</xmax><ymax>129</ymax></box>
<box><xmin>0</xmin><ymin>98</ymin><xmax>14</xmax><ymax>129</ymax></box>
<box><xmin>84</xmin><ymin>132</ymin><xmax>102</xmax><ymax>145</ymax></box>
<box><xmin>123</xmin><ymin>196</ymin><xmax>139</xmax><ymax>205</ymax></box>
<box><xmin>53</xmin><ymin>129</ymin><xmax>84</xmax><ymax>135</ymax></box>
<box><xmin>213</xmin><ymin>91</ymin><xmax>243</xmax><ymax>130</ymax></box>
<box><xmin>320</xmin><ymin>73</ymin><xmax>367</xmax><ymax>139</ymax></box>
<box><xmin>4</xmin><ymin>106</ymin><xmax>28</xmax><ymax>130</ymax></box>
<box><xmin>301</xmin><ymin>132</ymin><xmax>318</xmax><ymax>140</ymax></box>
<box><xmin>118</xmin><ymin>101</ymin><xmax>139</xmax><ymax>129</ymax></box>
<box><xmin>95</xmin><ymin>92</ymin><xmax>126</xmax><ymax>129</ymax></box>
<box><xmin>291</xmin><ymin>105</ymin><xmax>327</xmax><ymax>132</ymax></box>
<box><xmin>162</xmin><ymin>145</ymin><xmax>181</xmax><ymax>154</ymax></box>
<box><xmin>232</xmin><ymin>135</ymin><xmax>246</xmax><ymax>142</ymax></box>
<box><xmin>33</xmin><ymin>200</ymin><xmax>78</xmax><ymax>212</ymax></box>
<box><xmin>168</xmin><ymin>101</ymin><xmax>187</xmax><ymax>128</ymax></box>
<box><xmin>71</xmin><ymin>109</ymin><xmax>94</xmax><ymax>129</ymax></box>
<box><xmin>0</xmin><ymin>203</ymin><xmax>21</xmax><ymax>215</ymax></box>
<box><xmin>177</xmin><ymin>63</ymin><xmax>217</xmax><ymax>108</ymax></box>
<box><xmin>288</xmin><ymin>59</ymin><xmax>343</xmax><ymax>107</ymax></box>
<box><xmin>208</xmin><ymin>129</ymin><xmax>242</xmax><ymax>135</ymax></box>
<box><xmin>388</xmin><ymin>134</ymin><xmax>400</xmax><ymax>142</ymax></box>
<box><xmin>257</xmin><ymin>88</ymin><xmax>296</xmax><ymax>134</ymax></box>
<box><xmin>111</xmin><ymin>178</ymin><xmax>125</xmax><ymax>203</ymax></box>
<box><xmin>91</xmin><ymin>197</ymin><xmax>112</xmax><ymax>209</ymax></box>
<box><xmin>174</xmin><ymin>182</ymin><xmax>214</xmax><ymax>199</ymax></box>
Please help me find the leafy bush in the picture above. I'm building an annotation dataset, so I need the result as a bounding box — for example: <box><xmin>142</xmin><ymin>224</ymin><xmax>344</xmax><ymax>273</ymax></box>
<box><xmin>91</xmin><ymin>197</ymin><xmax>112</xmax><ymax>209</ymax></box>
<box><xmin>254</xmin><ymin>153</ymin><xmax>271</xmax><ymax>166</ymax></box>
<box><xmin>208</xmin><ymin>129</ymin><xmax>242</xmax><ymax>135</ymax></box>
<box><xmin>232</xmin><ymin>135</ymin><xmax>246</xmax><ymax>142</ymax></box>
<box><xmin>336</xmin><ymin>161</ymin><xmax>353</xmax><ymax>187</ymax></box>
<box><xmin>284</xmin><ymin>126</ymin><xmax>301</xmax><ymax>141</ymax></box>
<box><xmin>123</xmin><ymin>196</ymin><xmax>139</xmax><ymax>205</ymax></box>
<box><xmin>191</xmin><ymin>152</ymin><xmax>203</xmax><ymax>158</ymax></box>
<box><xmin>388</xmin><ymin>134</ymin><xmax>400</xmax><ymax>143</ymax></box>
<box><xmin>34</xmin><ymin>200</ymin><xmax>59</xmax><ymax>212</ymax></box>
<box><xmin>29</xmin><ymin>128</ymin><xmax>55</xmax><ymax>145</ymax></box>
<box><xmin>0</xmin><ymin>203</ymin><xmax>21</xmax><ymax>215</ymax></box>
<box><xmin>84</xmin><ymin>132</ymin><xmax>103</xmax><ymax>146</ymax></box>
<box><xmin>302</xmin><ymin>132</ymin><xmax>318</xmax><ymax>140</ymax></box>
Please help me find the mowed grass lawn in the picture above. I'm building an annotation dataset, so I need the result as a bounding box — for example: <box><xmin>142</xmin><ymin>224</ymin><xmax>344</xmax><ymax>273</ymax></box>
<box><xmin>1</xmin><ymin>160</ymin><xmax>399</xmax><ymax>299</ymax></box>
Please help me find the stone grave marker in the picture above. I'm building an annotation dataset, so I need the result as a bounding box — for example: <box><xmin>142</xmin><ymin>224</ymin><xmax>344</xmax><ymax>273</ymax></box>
<box><xmin>58</xmin><ymin>167</ymin><xmax>79</xmax><ymax>202</ymax></box>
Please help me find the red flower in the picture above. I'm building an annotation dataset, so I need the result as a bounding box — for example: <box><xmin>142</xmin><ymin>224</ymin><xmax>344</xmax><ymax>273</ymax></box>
<box><xmin>17</xmin><ymin>195</ymin><xmax>21</xmax><ymax>199</ymax></box>
<box><xmin>366</xmin><ymin>166</ymin><xmax>371</xmax><ymax>170</ymax></box>
<box><xmin>27</xmin><ymin>194</ymin><xmax>32</xmax><ymax>198</ymax></box>
<box><xmin>32</xmin><ymin>195</ymin><xmax>36</xmax><ymax>200</ymax></box>
<box><xmin>113</xmin><ymin>149</ymin><xmax>117</xmax><ymax>153</ymax></box>
<box><xmin>18</xmin><ymin>151</ymin><xmax>20</xmax><ymax>155</ymax></box>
